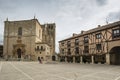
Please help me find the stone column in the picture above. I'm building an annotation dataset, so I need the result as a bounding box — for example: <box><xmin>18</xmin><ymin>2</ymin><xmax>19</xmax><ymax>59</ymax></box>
<box><xmin>106</xmin><ymin>53</ymin><xmax>110</xmax><ymax>64</ymax></box>
<box><xmin>80</xmin><ymin>56</ymin><xmax>83</xmax><ymax>64</ymax></box>
<box><xmin>4</xmin><ymin>54</ymin><xmax>8</xmax><ymax>60</ymax></box>
<box><xmin>91</xmin><ymin>55</ymin><xmax>94</xmax><ymax>64</ymax></box>
<box><xmin>59</xmin><ymin>56</ymin><xmax>61</xmax><ymax>62</ymax></box>
<box><xmin>28</xmin><ymin>55</ymin><xmax>31</xmax><ymax>61</ymax></box>
<box><xmin>65</xmin><ymin>56</ymin><xmax>67</xmax><ymax>62</ymax></box>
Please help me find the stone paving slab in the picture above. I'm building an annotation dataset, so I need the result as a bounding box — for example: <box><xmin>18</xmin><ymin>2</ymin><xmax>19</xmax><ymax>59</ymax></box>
<box><xmin>0</xmin><ymin>61</ymin><xmax>120</xmax><ymax>80</ymax></box>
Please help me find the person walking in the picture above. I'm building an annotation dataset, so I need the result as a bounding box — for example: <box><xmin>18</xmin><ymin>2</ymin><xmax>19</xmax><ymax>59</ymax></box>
<box><xmin>38</xmin><ymin>57</ymin><xmax>42</xmax><ymax>64</ymax></box>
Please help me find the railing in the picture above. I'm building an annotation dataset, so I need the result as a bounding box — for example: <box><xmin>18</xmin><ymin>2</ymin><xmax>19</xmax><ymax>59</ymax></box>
<box><xmin>35</xmin><ymin>48</ymin><xmax>45</xmax><ymax>51</ymax></box>
<box><xmin>67</xmin><ymin>44</ymin><xmax>71</xmax><ymax>47</ymax></box>
<box><xmin>75</xmin><ymin>42</ymin><xmax>79</xmax><ymax>46</ymax></box>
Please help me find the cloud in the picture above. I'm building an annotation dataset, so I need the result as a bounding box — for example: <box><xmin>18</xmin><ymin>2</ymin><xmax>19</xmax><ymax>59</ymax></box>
<box><xmin>96</xmin><ymin>0</ymin><xmax>108</xmax><ymax>6</ymax></box>
<box><xmin>0</xmin><ymin>0</ymin><xmax>19</xmax><ymax>14</ymax></box>
<box><xmin>107</xmin><ymin>11</ymin><xmax>120</xmax><ymax>22</ymax></box>
<box><xmin>0</xmin><ymin>0</ymin><xmax>120</xmax><ymax>52</ymax></box>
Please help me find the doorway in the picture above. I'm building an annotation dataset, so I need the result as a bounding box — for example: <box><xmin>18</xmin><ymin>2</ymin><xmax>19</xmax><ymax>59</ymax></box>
<box><xmin>17</xmin><ymin>48</ymin><xmax>22</xmax><ymax>58</ymax></box>
<box><xmin>75</xmin><ymin>56</ymin><xmax>80</xmax><ymax>63</ymax></box>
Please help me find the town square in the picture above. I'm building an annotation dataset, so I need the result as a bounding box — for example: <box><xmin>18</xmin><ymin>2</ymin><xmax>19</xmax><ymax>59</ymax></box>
<box><xmin>0</xmin><ymin>61</ymin><xmax>120</xmax><ymax>80</ymax></box>
<box><xmin>0</xmin><ymin>0</ymin><xmax>120</xmax><ymax>80</ymax></box>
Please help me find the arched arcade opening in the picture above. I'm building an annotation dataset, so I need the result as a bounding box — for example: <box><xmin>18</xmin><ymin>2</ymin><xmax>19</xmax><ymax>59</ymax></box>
<box><xmin>109</xmin><ymin>46</ymin><xmax>120</xmax><ymax>65</ymax></box>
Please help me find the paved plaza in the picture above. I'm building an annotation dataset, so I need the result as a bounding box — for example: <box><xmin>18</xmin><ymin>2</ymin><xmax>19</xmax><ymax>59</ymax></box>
<box><xmin>0</xmin><ymin>61</ymin><xmax>120</xmax><ymax>80</ymax></box>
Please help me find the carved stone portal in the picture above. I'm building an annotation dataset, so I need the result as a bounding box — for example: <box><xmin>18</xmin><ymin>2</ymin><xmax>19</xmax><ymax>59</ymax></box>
<box><xmin>12</xmin><ymin>37</ymin><xmax>26</xmax><ymax>58</ymax></box>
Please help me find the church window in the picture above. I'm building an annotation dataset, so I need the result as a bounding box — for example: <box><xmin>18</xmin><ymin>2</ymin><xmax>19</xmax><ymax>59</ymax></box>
<box><xmin>41</xmin><ymin>46</ymin><xmax>43</xmax><ymax>50</ymax></box>
<box><xmin>37</xmin><ymin>46</ymin><xmax>39</xmax><ymax>50</ymax></box>
<box><xmin>18</xmin><ymin>27</ymin><xmax>22</xmax><ymax>36</ymax></box>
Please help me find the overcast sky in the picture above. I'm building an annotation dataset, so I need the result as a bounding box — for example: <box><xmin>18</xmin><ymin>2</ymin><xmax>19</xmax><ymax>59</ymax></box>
<box><xmin>0</xmin><ymin>0</ymin><xmax>120</xmax><ymax>52</ymax></box>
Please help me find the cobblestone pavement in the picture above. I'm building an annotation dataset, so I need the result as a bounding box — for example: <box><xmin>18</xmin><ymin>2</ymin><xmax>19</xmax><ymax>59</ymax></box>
<box><xmin>0</xmin><ymin>61</ymin><xmax>120</xmax><ymax>80</ymax></box>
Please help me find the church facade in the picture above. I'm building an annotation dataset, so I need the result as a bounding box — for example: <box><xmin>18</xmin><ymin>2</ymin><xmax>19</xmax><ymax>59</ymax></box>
<box><xmin>3</xmin><ymin>18</ymin><xmax>56</xmax><ymax>61</ymax></box>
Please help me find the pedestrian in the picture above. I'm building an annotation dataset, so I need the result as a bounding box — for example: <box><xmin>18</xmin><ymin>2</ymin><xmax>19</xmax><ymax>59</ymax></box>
<box><xmin>38</xmin><ymin>57</ymin><xmax>42</xmax><ymax>64</ymax></box>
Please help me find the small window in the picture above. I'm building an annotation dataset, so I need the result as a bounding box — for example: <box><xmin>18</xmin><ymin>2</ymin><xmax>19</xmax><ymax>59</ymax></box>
<box><xmin>75</xmin><ymin>39</ymin><xmax>79</xmax><ymax>45</ymax></box>
<box><xmin>96</xmin><ymin>44</ymin><xmax>102</xmax><ymax>51</ymax></box>
<box><xmin>62</xmin><ymin>49</ymin><xmax>64</xmax><ymax>54</ymax></box>
<box><xmin>37</xmin><ymin>46</ymin><xmax>39</xmax><ymax>50</ymax></box>
<box><xmin>67</xmin><ymin>48</ymin><xmax>71</xmax><ymax>55</ymax></box>
<box><xmin>84</xmin><ymin>36</ymin><xmax>89</xmax><ymax>43</ymax></box>
<box><xmin>41</xmin><ymin>57</ymin><xmax>43</xmax><ymax>59</ymax></box>
<box><xmin>112</xmin><ymin>29</ymin><xmax>120</xmax><ymax>38</ymax></box>
<box><xmin>75</xmin><ymin>47</ymin><xmax>79</xmax><ymax>54</ymax></box>
<box><xmin>61</xmin><ymin>42</ymin><xmax>64</xmax><ymax>46</ymax></box>
<box><xmin>67</xmin><ymin>40</ymin><xmax>71</xmax><ymax>47</ymax></box>
<box><xmin>96</xmin><ymin>33</ymin><xmax>101</xmax><ymax>39</ymax></box>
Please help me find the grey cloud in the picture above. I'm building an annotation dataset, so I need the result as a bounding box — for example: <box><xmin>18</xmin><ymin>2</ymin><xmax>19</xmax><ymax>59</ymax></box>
<box><xmin>96</xmin><ymin>0</ymin><xmax>108</xmax><ymax>6</ymax></box>
<box><xmin>0</xmin><ymin>0</ymin><xmax>21</xmax><ymax>14</ymax></box>
<box><xmin>0</xmin><ymin>0</ymin><xmax>119</xmax><ymax>52</ymax></box>
<box><xmin>55</xmin><ymin>0</ymin><xmax>101</xmax><ymax>22</ymax></box>
<box><xmin>107</xmin><ymin>11</ymin><xmax>120</xmax><ymax>22</ymax></box>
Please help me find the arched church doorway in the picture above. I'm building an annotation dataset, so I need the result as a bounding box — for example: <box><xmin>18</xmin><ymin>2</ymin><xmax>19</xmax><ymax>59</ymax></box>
<box><xmin>52</xmin><ymin>55</ymin><xmax>56</xmax><ymax>61</ymax></box>
<box><xmin>17</xmin><ymin>48</ymin><xmax>22</xmax><ymax>58</ymax></box>
<box><xmin>109</xmin><ymin>46</ymin><xmax>120</xmax><ymax>65</ymax></box>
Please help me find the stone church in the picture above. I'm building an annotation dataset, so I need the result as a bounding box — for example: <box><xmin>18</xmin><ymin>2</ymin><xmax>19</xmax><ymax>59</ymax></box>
<box><xmin>3</xmin><ymin>18</ymin><xmax>56</xmax><ymax>61</ymax></box>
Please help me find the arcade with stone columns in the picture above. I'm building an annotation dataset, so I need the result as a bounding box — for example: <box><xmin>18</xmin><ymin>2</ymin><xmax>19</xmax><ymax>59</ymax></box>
<box><xmin>59</xmin><ymin>21</ymin><xmax>120</xmax><ymax>65</ymax></box>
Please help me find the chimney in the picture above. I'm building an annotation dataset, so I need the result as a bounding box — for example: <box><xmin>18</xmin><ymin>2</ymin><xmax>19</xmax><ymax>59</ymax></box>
<box><xmin>6</xmin><ymin>17</ymin><xmax>8</xmax><ymax>21</ymax></box>
<box><xmin>98</xmin><ymin>25</ymin><xmax>101</xmax><ymax>28</ymax></box>
<box><xmin>73</xmin><ymin>33</ymin><xmax>77</xmax><ymax>36</ymax></box>
<box><xmin>81</xmin><ymin>30</ymin><xmax>85</xmax><ymax>34</ymax></box>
